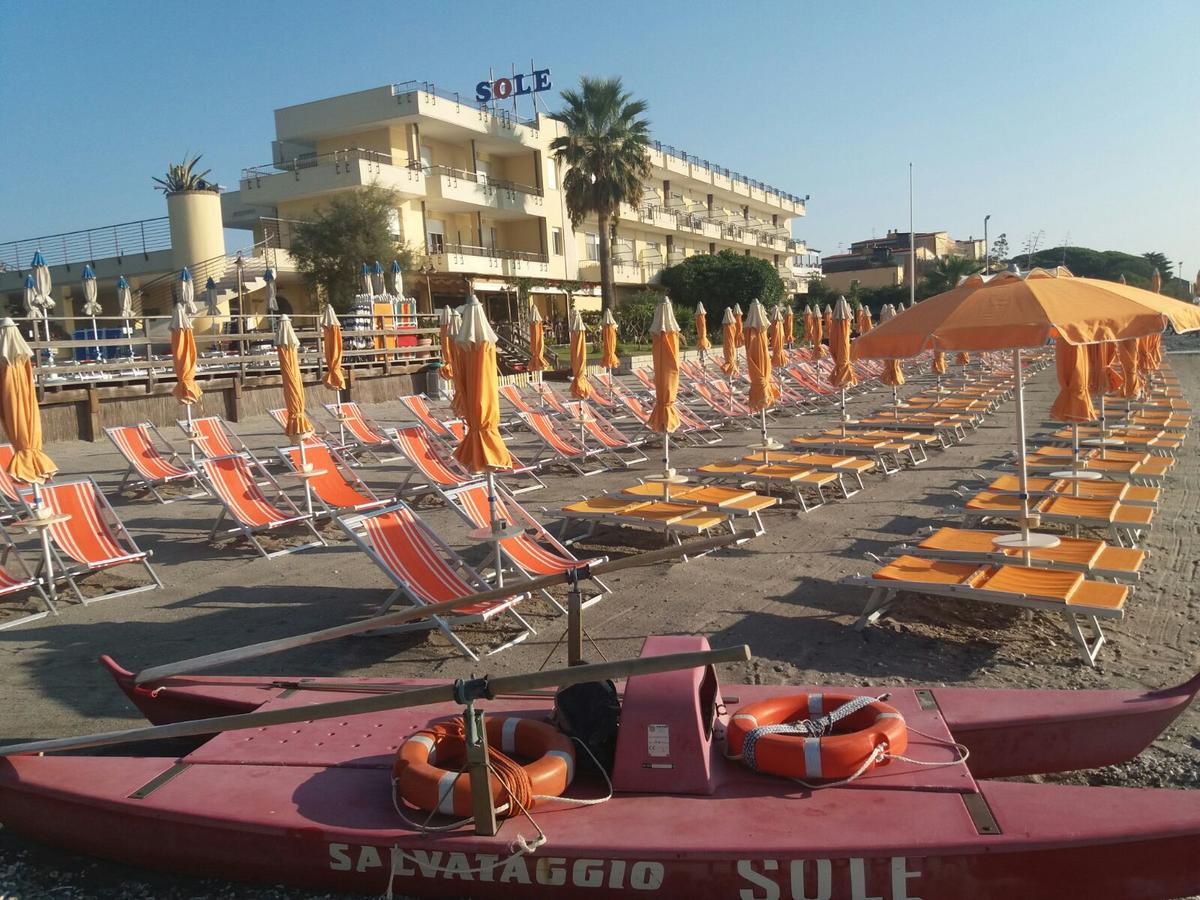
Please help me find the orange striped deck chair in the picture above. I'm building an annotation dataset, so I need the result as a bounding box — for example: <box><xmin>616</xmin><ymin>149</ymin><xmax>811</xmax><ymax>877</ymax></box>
<box><xmin>267</xmin><ymin>407</ymin><xmax>355</xmax><ymax>457</ymax></box>
<box><xmin>0</xmin><ymin>526</ymin><xmax>54</xmax><ymax>630</ymax></box>
<box><xmin>445</xmin><ymin>481</ymin><xmax>609</xmax><ymax>611</ymax></box>
<box><xmin>392</xmin><ymin>425</ymin><xmax>544</xmax><ymax>496</ymax></box>
<box><xmin>532</xmin><ymin>381</ymin><xmax>572</xmax><ymax>415</ymax></box>
<box><xmin>338</xmin><ymin>501</ymin><xmax>534</xmax><ymax>660</ymax></box>
<box><xmin>277</xmin><ymin>442</ymin><xmax>388</xmax><ymax>516</ymax></box>
<box><xmin>399</xmin><ymin>394</ymin><xmax>467</xmax><ymax>442</ymax></box>
<box><xmin>39</xmin><ymin>478</ymin><xmax>162</xmax><ymax>602</ymax></box>
<box><xmin>106</xmin><ymin>422</ymin><xmax>202</xmax><ymax>503</ymax></box>
<box><xmin>322</xmin><ymin>401</ymin><xmax>403</xmax><ymax>463</ymax></box>
<box><xmin>0</xmin><ymin>443</ymin><xmax>36</xmax><ymax>519</ymax></box>
<box><xmin>198</xmin><ymin>455</ymin><xmax>325</xmax><ymax>559</ymax></box>
<box><xmin>519</xmin><ymin>410</ymin><xmax>612</xmax><ymax>476</ymax></box>
<box><xmin>176</xmin><ymin>416</ymin><xmax>259</xmax><ymax>463</ymax></box>
<box><xmin>564</xmin><ymin>400</ymin><xmax>647</xmax><ymax>465</ymax></box>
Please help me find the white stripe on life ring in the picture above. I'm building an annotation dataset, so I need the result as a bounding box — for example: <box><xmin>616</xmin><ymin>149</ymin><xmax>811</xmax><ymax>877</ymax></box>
<box><xmin>809</xmin><ymin>694</ymin><xmax>824</xmax><ymax>717</ymax></box>
<box><xmin>546</xmin><ymin>749</ymin><xmax>575</xmax><ymax>785</ymax></box>
<box><xmin>409</xmin><ymin>733</ymin><xmax>436</xmax><ymax>765</ymax></box>
<box><xmin>875</xmin><ymin>712</ymin><xmax>902</xmax><ymax>721</ymax></box>
<box><xmin>732</xmin><ymin>713</ymin><xmax>758</xmax><ymax>726</ymax></box>
<box><xmin>804</xmin><ymin>737</ymin><xmax>823</xmax><ymax>779</ymax></box>
<box><xmin>502</xmin><ymin>717</ymin><xmax>521</xmax><ymax>754</ymax></box>
<box><xmin>436</xmin><ymin>770</ymin><xmax>460</xmax><ymax>815</ymax></box>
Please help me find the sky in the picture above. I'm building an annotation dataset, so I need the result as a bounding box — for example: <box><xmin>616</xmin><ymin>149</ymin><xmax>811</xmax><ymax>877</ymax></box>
<box><xmin>2</xmin><ymin>0</ymin><xmax>1197</xmax><ymax>277</ymax></box>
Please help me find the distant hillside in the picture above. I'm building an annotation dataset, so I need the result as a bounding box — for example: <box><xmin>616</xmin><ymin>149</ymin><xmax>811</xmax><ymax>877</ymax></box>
<box><xmin>1011</xmin><ymin>246</ymin><xmax>1190</xmax><ymax>299</ymax></box>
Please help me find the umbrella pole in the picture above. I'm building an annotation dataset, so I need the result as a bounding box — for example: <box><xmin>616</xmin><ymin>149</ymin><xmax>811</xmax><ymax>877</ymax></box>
<box><xmin>1012</xmin><ymin>348</ymin><xmax>1033</xmax><ymax>564</ymax></box>
<box><xmin>1098</xmin><ymin>391</ymin><xmax>1107</xmax><ymax>460</ymax></box>
<box><xmin>841</xmin><ymin>387</ymin><xmax>848</xmax><ymax>438</ymax></box>
<box><xmin>91</xmin><ymin>315</ymin><xmax>101</xmax><ymax>363</ymax></box>
<box><xmin>486</xmin><ymin>469</ymin><xmax>504</xmax><ymax>588</ymax></box>
<box><xmin>892</xmin><ymin>383</ymin><xmax>900</xmax><ymax>418</ymax></box>
<box><xmin>1071</xmin><ymin>423</ymin><xmax>1080</xmax><ymax>497</ymax></box>
<box><xmin>662</xmin><ymin>433</ymin><xmax>672</xmax><ymax>502</ymax></box>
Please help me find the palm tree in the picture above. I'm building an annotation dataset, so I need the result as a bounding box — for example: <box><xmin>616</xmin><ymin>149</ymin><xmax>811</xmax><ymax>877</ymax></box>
<box><xmin>551</xmin><ymin>77</ymin><xmax>652</xmax><ymax>312</ymax></box>
<box><xmin>923</xmin><ymin>255</ymin><xmax>982</xmax><ymax>294</ymax></box>
<box><xmin>153</xmin><ymin>154</ymin><xmax>217</xmax><ymax>194</ymax></box>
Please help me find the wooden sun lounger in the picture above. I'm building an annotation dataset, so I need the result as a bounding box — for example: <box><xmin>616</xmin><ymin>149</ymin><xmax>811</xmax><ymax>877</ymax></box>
<box><xmin>691</xmin><ymin>460</ymin><xmax>840</xmax><ymax>511</ymax></box>
<box><xmin>977</xmin><ymin>474</ymin><xmax>1160</xmax><ymax>509</ymax></box>
<box><xmin>962</xmin><ymin>490</ymin><xmax>1154</xmax><ymax>548</ymax></box>
<box><xmin>844</xmin><ymin>554</ymin><xmax>1128</xmax><ymax>666</ymax></box>
<box><xmin>557</xmin><ymin>495</ymin><xmax>734</xmax><ymax>556</ymax></box>
<box><xmin>338</xmin><ymin>501</ymin><xmax>534</xmax><ymax>660</ymax></box>
<box><xmin>616</xmin><ymin>481</ymin><xmax>777</xmax><ymax>536</ymax></box>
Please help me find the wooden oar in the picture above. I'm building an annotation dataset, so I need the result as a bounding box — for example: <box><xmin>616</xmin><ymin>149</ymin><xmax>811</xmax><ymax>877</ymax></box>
<box><xmin>134</xmin><ymin>529</ymin><xmax>751</xmax><ymax>685</ymax></box>
<box><xmin>0</xmin><ymin>644</ymin><xmax>750</xmax><ymax>757</ymax></box>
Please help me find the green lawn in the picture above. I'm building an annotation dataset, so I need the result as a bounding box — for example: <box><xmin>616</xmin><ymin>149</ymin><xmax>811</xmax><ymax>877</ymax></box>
<box><xmin>548</xmin><ymin>342</ymin><xmax>653</xmax><ymax>359</ymax></box>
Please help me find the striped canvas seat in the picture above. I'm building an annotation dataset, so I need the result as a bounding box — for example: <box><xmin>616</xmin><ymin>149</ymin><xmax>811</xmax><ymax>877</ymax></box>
<box><xmin>199</xmin><ymin>456</ymin><xmax>324</xmax><ymax>559</ymax></box>
<box><xmin>107</xmin><ymin>423</ymin><xmax>198</xmax><ymax>503</ymax></box>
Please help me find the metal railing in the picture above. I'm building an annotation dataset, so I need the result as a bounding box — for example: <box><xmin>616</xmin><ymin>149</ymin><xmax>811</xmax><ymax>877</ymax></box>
<box><xmin>241</xmin><ymin>147</ymin><xmax>404</xmax><ymax>183</ymax></box>
<box><xmin>0</xmin><ymin>217</ymin><xmax>171</xmax><ymax>275</ymax></box>
<box><xmin>423</xmin><ymin>164</ymin><xmax>543</xmax><ymax>198</ymax></box>
<box><xmin>648</xmin><ymin>140</ymin><xmax>805</xmax><ymax>207</ymax></box>
<box><xmin>391</xmin><ymin>80</ymin><xmax>539</xmax><ymax>128</ymax></box>
<box><xmin>436</xmin><ymin>241</ymin><xmax>548</xmax><ymax>263</ymax></box>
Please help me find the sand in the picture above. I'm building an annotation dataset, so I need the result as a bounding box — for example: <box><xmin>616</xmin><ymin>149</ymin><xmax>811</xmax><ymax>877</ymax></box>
<box><xmin>0</xmin><ymin>355</ymin><xmax>1196</xmax><ymax>898</ymax></box>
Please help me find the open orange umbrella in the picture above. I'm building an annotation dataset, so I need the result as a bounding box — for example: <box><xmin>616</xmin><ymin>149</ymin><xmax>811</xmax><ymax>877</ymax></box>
<box><xmin>320</xmin><ymin>305</ymin><xmax>346</xmax><ymax>393</ymax></box>
<box><xmin>719</xmin><ymin>307</ymin><xmax>738</xmax><ymax>377</ymax></box>
<box><xmin>733</xmin><ymin>303</ymin><xmax>745</xmax><ymax>347</ymax></box>
<box><xmin>694</xmin><ymin>302</ymin><xmax>710</xmax><ymax>353</ymax></box>
<box><xmin>784</xmin><ymin>305</ymin><xmax>795</xmax><ymax>346</ymax></box>
<box><xmin>648</xmin><ymin>296</ymin><xmax>681</xmax><ymax>480</ymax></box>
<box><xmin>568</xmin><ymin>308</ymin><xmax>591</xmax><ymax>399</ymax></box>
<box><xmin>0</xmin><ymin>318</ymin><xmax>57</xmax><ymax>491</ymax></box>
<box><xmin>599</xmin><ymin>308</ymin><xmax>620</xmax><ymax>370</ymax></box>
<box><xmin>528</xmin><ymin>306</ymin><xmax>548</xmax><ymax>375</ymax></box>
<box><xmin>170</xmin><ymin>303</ymin><xmax>202</xmax><ymax>433</ymax></box>
<box><xmin>770</xmin><ymin>306</ymin><xmax>787</xmax><ymax>369</ymax></box>
<box><xmin>744</xmin><ymin>300</ymin><xmax>779</xmax><ymax>445</ymax></box>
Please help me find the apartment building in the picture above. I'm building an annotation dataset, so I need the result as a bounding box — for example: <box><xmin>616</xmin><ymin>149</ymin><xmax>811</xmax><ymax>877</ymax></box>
<box><xmin>820</xmin><ymin>229</ymin><xmax>984</xmax><ymax>292</ymax></box>
<box><xmin>222</xmin><ymin>79</ymin><xmax>810</xmax><ymax>323</ymax></box>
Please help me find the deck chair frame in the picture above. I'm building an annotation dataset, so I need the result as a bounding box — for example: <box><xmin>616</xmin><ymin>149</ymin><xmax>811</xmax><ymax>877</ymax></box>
<box><xmin>106</xmin><ymin>422</ymin><xmax>205</xmax><ymax>503</ymax></box>
<box><xmin>276</xmin><ymin>441</ymin><xmax>389</xmax><ymax>517</ymax></box>
<box><xmin>0</xmin><ymin>526</ymin><xmax>56</xmax><ymax>630</ymax></box>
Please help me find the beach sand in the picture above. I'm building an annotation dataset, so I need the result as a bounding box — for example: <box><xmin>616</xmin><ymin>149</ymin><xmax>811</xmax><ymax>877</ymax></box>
<box><xmin>0</xmin><ymin>355</ymin><xmax>1195</xmax><ymax>898</ymax></box>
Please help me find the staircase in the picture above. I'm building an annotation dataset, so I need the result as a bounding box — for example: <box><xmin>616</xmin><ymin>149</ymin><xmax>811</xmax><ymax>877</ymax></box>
<box><xmin>135</xmin><ymin>240</ymin><xmax>276</xmax><ymax>314</ymax></box>
<box><xmin>493</xmin><ymin>321</ymin><xmax>562</xmax><ymax>376</ymax></box>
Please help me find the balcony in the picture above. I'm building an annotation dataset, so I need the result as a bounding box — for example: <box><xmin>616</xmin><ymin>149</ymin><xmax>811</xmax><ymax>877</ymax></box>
<box><xmin>430</xmin><ymin>242</ymin><xmax>550</xmax><ymax>278</ymax></box>
<box><xmin>239</xmin><ymin>148</ymin><xmax>425</xmax><ymax>205</ymax></box>
<box><xmin>424</xmin><ymin>165</ymin><xmax>545</xmax><ymax>219</ymax></box>
<box><xmin>635</xmin><ymin>205</ymin><xmax>678</xmax><ymax>232</ymax></box>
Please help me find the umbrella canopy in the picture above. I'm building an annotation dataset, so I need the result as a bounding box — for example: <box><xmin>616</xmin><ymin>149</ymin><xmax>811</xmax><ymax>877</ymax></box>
<box><xmin>828</xmin><ymin>297</ymin><xmax>858</xmax><ymax>388</ymax></box>
<box><xmin>812</xmin><ymin>304</ymin><xmax>825</xmax><ymax>356</ymax></box>
<box><xmin>1117</xmin><ymin>338</ymin><xmax>1141</xmax><ymax>399</ymax></box>
<box><xmin>1151</xmin><ymin>268</ymin><xmax>1162</xmax><ymax>294</ymax></box>
<box><xmin>599</xmin><ymin>308</ymin><xmax>620</xmax><ymax>369</ymax></box>
<box><xmin>390</xmin><ymin>259</ymin><xmax>404</xmax><ymax>297</ymax></box>
<box><xmin>784</xmin><ymin>305</ymin><xmax>795</xmax><ymax>345</ymax></box>
<box><xmin>360</xmin><ymin>263</ymin><xmax>373</xmax><ymax>296</ymax></box>
<box><xmin>116</xmin><ymin>276</ymin><xmax>133</xmax><ymax>318</ymax></box>
<box><xmin>320</xmin><ymin>304</ymin><xmax>346</xmax><ymax>391</ymax></box>
<box><xmin>822</xmin><ymin>304</ymin><xmax>833</xmax><ymax>340</ymax></box>
<box><xmin>31</xmin><ymin>252</ymin><xmax>53</xmax><ymax>315</ymax></box>
<box><xmin>853</xmin><ymin>268</ymin><xmax>1200</xmax><ymax>360</ymax></box>
<box><xmin>527</xmin><ymin>306</ymin><xmax>547</xmax><ymax>374</ymax></box>
<box><xmin>955</xmin><ymin>351</ymin><xmax>970</xmax><ymax>366</ymax></box>
<box><xmin>744</xmin><ymin>300</ymin><xmax>778</xmax><ymax>412</ymax></box>
<box><xmin>568</xmin><ymin>308</ymin><xmax>591</xmax><ymax>399</ymax></box>
<box><xmin>437</xmin><ymin>306</ymin><xmax>456</xmax><ymax>382</ymax></box>
<box><xmin>770</xmin><ymin>305</ymin><xmax>787</xmax><ymax>368</ymax></box>
<box><xmin>720</xmin><ymin>306</ymin><xmax>738</xmax><ymax>375</ymax></box>
<box><xmin>371</xmin><ymin>261</ymin><xmax>386</xmax><ymax>297</ymax></box>
<box><xmin>451</xmin><ymin>296</ymin><xmax>512</xmax><ymax>473</ymax></box>
<box><xmin>694</xmin><ymin>302</ymin><xmax>710</xmax><ymax>352</ymax></box>
<box><xmin>22</xmin><ymin>275</ymin><xmax>37</xmax><ymax>318</ymax></box>
<box><xmin>877</xmin><ymin>305</ymin><xmax>905</xmax><ymax>387</ymax></box>
<box><xmin>169</xmin><ymin>304</ymin><xmax>202</xmax><ymax>405</ymax></box>
<box><xmin>648</xmin><ymin>296</ymin><xmax>680</xmax><ymax>434</ymax></box>
<box><xmin>1049</xmin><ymin>338</ymin><xmax>1096</xmax><ymax>423</ymax></box>
<box><xmin>80</xmin><ymin>265</ymin><xmax>101</xmax><ymax>315</ymax></box>
<box><xmin>204</xmin><ymin>277</ymin><xmax>221</xmax><ymax>317</ymax></box>
<box><xmin>275</xmin><ymin>316</ymin><xmax>314</xmax><ymax>438</ymax></box>
<box><xmin>931</xmin><ymin>350</ymin><xmax>947</xmax><ymax>375</ymax></box>
<box><xmin>0</xmin><ymin>319</ymin><xmax>57</xmax><ymax>484</ymax></box>
<box><xmin>264</xmin><ymin>268</ymin><xmax>278</xmax><ymax>314</ymax></box>
<box><xmin>178</xmin><ymin>268</ymin><xmax>196</xmax><ymax>316</ymax></box>
<box><xmin>733</xmin><ymin>303</ymin><xmax>744</xmax><ymax>347</ymax></box>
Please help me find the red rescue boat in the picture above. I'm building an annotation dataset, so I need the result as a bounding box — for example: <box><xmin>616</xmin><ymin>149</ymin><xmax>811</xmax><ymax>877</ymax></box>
<box><xmin>0</xmin><ymin>635</ymin><xmax>1196</xmax><ymax>900</ymax></box>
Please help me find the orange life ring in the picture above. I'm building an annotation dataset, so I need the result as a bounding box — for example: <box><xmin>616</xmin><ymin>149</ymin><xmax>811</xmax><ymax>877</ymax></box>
<box><xmin>393</xmin><ymin>715</ymin><xmax>575</xmax><ymax>818</ymax></box>
<box><xmin>726</xmin><ymin>693</ymin><xmax>907</xmax><ymax>780</ymax></box>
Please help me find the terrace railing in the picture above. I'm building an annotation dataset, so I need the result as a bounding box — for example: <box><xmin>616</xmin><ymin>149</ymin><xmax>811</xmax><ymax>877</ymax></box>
<box><xmin>0</xmin><ymin>217</ymin><xmax>171</xmax><ymax>275</ymax></box>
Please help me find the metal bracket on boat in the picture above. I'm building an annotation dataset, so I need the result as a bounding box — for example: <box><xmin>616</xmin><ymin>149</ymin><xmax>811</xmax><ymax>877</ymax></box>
<box><xmin>566</xmin><ymin>565</ymin><xmax>590</xmax><ymax>667</ymax></box>
<box><xmin>960</xmin><ymin>791</ymin><xmax>1002</xmax><ymax>836</ymax></box>
<box><xmin>463</xmin><ymin>700</ymin><xmax>499</xmax><ymax>837</ymax></box>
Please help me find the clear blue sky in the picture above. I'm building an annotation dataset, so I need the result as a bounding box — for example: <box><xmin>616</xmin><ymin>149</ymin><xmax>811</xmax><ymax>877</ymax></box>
<box><xmin>2</xmin><ymin>0</ymin><xmax>1196</xmax><ymax>277</ymax></box>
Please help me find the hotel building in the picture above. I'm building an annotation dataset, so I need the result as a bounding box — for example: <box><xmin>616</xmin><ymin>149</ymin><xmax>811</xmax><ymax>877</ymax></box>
<box><xmin>820</xmin><ymin>229</ymin><xmax>984</xmax><ymax>293</ymax></box>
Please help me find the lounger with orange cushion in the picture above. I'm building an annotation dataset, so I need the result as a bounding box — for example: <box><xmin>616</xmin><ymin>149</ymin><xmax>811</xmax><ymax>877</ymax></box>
<box><xmin>322</xmin><ymin>401</ymin><xmax>403</xmax><ymax>463</ymax></box>
<box><xmin>850</xmin><ymin>412</ymin><xmax>968</xmax><ymax>444</ymax></box>
<box><xmin>399</xmin><ymin>394</ymin><xmax>468</xmax><ymax>443</ymax></box>
<box><xmin>442</xmin><ymin>481</ymin><xmax>610</xmax><ymax>611</ymax></box>
<box><xmin>821</xmin><ymin>428</ymin><xmax>935</xmax><ymax>462</ymax></box>
<box><xmin>892</xmin><ymin>526</ymin><xmax>1144</xmax><ymax>583</ymax></box>
<box><xmin>616</xmin><ymin>481</ymin><xmax>777</xmax><ymax>535</ymax></box>
<box><xmin>37</xmin><ymin>478</ymin><xmax>163</xmax><ymax>602</ymax></box>
<box><xmin>692</xmin><ymin>460</ymin><xmax>839</xmax><ymax>512</ymax></box>
<box><xmin>742</xmin><ymin>450</ymin><xmax>873</xmax><ymax>496</ymax></box>
<box><xmin>1022</xmin><ymin>451</ymin><xmax>1171</xmax><ymax>485</ymax></box>
<box><xmin>176</xmin><ymin>415</ymin><xmax>262</xmax><ymax>463</ymax></box>
<box><xmin>106</xmin><ymin>422</ymin><xmax>202</xmax><ymax>503</ymax></box>
<box><xmin>558</xmin><ymin>495</ymin><xmax>733</xmax><ymax>555</ymax></box>
<box><xmin>338</xmin><ymin>501</ymin><xmax>534</xmax><ymax>660</ymax></box>
<box><xmin>789</xmin><ymin>435</ymin><xmax>909</xmax><ymax>475</ymax></box>
<box><xmin>979</xmin><ymin>474</ymin><xmax>1160</xmax><ymax>509</ymax></box>
<box><xmin>277</xmin><ymin>441</ymin><xmax>388</xmax><ymax>516</ymax></box>
<box><xmin>962</xmin><ymin>490</ymin><xmax>1154</xmax><ymax>547</ymax></box>
<box><xmin>843</xmin><ymin>554</ymin><xmax>1127</xmax><ymax>665</ymax></box>
<box><xmin>1048</xmin><ymin>427</ymin><xmax>1181</xmax><ymax>456</ymax></box>
<box><xmin>198</xmin><ymin>455</ymin><xmax>325</xmax><ymax>559</ymax></box>
<box><xmin>0</xmin><ymin>527</ymin><xmax>54</xmax><ymax>630</ymax></box>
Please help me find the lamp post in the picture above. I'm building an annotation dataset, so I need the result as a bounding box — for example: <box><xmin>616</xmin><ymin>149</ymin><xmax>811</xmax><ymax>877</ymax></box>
<box><xmin>984</xmin><ymin>214</ymin><xmax>991</xmax><ymax>274</ymax></box>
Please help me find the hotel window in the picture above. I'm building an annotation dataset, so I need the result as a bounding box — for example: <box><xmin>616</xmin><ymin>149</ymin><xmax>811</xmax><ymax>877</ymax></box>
<box><xmin>552</xmin><ymin>227</ymin><xmax>564</xmax><ymax>256</ymax></box>
<box><xmin>545</xmin><ymin>160</ymin><xmax>558</xmax><ymax>190</ymax></box>
<box><xmin>584</xmin><ymin>232</ymin><xmax>600</xmax><ymax>261</ymax></box>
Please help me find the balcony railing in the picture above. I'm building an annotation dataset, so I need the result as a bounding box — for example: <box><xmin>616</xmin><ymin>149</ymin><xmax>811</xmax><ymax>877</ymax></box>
<box><xmin>0</xmin><ymin>217</ymin><xmax>171</xmax><ymax>275</ymax></box>
<box><xmin>424</xmin><ymin>164</ymin><xmax>543</xmax><ymax>198</ymax></box>
<box><xmin>434</xmin><ymin>241</ymin><xmax>548</xmax><ymax>264</ymax></box>
<box><xmin>647</xmin><ymin>140</ymin><xmax>805</xmax><ymax>208</ymax></box>
<box><xmin>241</xmin><ymin>147</ymin><xmax>404</xmax><ymax>184</ymax></box>
<box><xmin>391</xmin><ymin>80</ymin><xmax>538</xmax><ymax>129</ymax></box>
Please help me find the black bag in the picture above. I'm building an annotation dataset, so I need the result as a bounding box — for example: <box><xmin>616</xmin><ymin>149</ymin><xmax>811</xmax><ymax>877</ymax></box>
<box><xmin>552</xmin><ymin>680</ymin><xmax>621</xmax><ymax>772</ymax></box>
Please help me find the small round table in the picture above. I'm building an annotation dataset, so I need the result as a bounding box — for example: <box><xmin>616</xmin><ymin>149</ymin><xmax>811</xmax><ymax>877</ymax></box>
<box><xmin>278</xmin><ymin>468</ymin><xmax>326</xmax><ymax>517</ymax></box>
<box><xmin>1082</xmin><ymin>437</ymin><xmax>1124</xmax><ymax>447</ymax></box>
<box><xmin>468</xmin><ymin>523</ymin><xmax>528</xmax><ymax>541</ymax></box>
<box><xmin>645</xmin><ymin>471</ymin><xmax>689</xmax><ymax>501</ymax></box>
<box><xmin>15</xmin><ymin>512</ymin><xmax>71</xmax><ymax>599</ymax></box>
<box><xmin>992</xmin><ymin>532</ymin><xmax>1061</xmax><ymax>550</ymax></box>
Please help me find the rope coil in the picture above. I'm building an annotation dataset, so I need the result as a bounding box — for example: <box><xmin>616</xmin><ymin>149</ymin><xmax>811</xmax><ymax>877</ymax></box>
<box><xmin>741</xmin><ymin>693</ymin><xmax>878</xmax><ymax>772</ymax></box>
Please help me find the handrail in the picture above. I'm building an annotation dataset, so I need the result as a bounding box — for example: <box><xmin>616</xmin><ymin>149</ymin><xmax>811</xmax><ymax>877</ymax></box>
<box><xmin>436</xmin><ymin>241</ymin><xmax>548</xmax><ymax>264</ymax></box>
<box><xmin>0</xmin><ymin>217</ymin><xmax>171</xmax><ymax>275</ymax></box>
<box><xmin>241</xmin><ymin>147</ymin><xmax>406</xmax><ymax>183</ymax></box>
<box><xmin>390</xmin><ymin>80</ymin><xmax>539</xmax><ymax>128</ymax></box>
<box><xmin>424</xmin><ymin>164</ymin><xmax>543</xmax><ymax>198</ymax></box>
<box><xmin>648</xmin><ymin>139</ymin><xmax>805</xmax><ymax>207</ymax></box>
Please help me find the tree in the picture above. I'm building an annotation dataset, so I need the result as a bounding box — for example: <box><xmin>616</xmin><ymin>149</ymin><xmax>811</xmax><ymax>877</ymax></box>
<box><xmin>922</xmin><ymin>255</ymin><xmax>981</xmax><ymax>295</ymax></box>
<box><xmin>153</xmin><ymin>154</ymin><xmax>217</xmax><ymax>194</ymax></box>
<box><xmin>287</xmin><ymin>185</ymin><xmax>413</xmax><ymax>312</ymax></box>
<box><xmin>551</xmin><ymin>76</ymin><xmax>652</xmax><ymax>313</ymax></box>
<box><xmin>1142</xmin><ymin>252</ymin><xmax>1172</xmax><ymax>278</ymax></box>
<box><xmin>989</xmin><ymin>233</ymin><xmax>1009</xmax><ymax>269</ymax></box>
<box><xmin>659</xmin><ymin>249</ymin><xmax>785</xmax><ymax>321</ymax></box>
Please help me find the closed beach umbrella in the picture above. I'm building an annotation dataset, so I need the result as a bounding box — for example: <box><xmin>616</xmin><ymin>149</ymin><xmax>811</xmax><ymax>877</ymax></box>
<box><xmin>449</xmin><ymin>306</ymin><xmax>466</xmax><ymax>417</ymax></box>
<box><xmin>178</xmin><ymin>267</ymin><xmax>196</xmax><ymax>316</ymax></box>
<box><xmin>860</xmin><ymin>305</ymin><xmax>873</xmax><ymax>335</ymax></box>
<box><xmin>1117</xmin><ymin>338</ymin><xmax>1142</xmax><ymax>399</ymax></box>
<box><xmin>204</xmin><ymin>277</ymin><xmax>221</xmax><ymax>317</ymax></box>
<box><xmin>877</xmin><ymin>305</ymin><xmax>906</xmax><ymax>412</ymax></box>
<box><xmin>720</xmin><ymin>306</ymin><xmax>738</xmax><ymax>376</ymax></box>
<box><xmin>275</xmin><ymin>315</ymin><xmax>314</xmax><ymax>439</ymax></box>
<box><xmin>452</xmin><ymin>295</ymin><xmax>512</xmax><ymax>474</ymax></box>
<box><xmin>812</xmin><ymin>304</ymin><xmax>825</xmax><ymax>356</ymax></box>
<box><xmin>694</xmin><ymin>302</ymin><xmax>710</xmax><ymax>353</ymax></box>
<box><xmin>770</xmin><ymin>305</ymin><xmax>787</xmax><ymax>369</ymax></box>
<box><xmin>81</xmin><ymin>264</ymin><xmax>102</xmax><ymax>361</ymax></box>
<box><xmin>264</xmin><ymin>268</ymin><xmax>278</xmax><ymax>315</ymax></box>
<box><xmin>528</xmin><ymin>306</ymin><xmax>547</xmax><ymax>374</ymax></box>
<box><xmin>1136</xmin><ymin>334</ymin><xmax>1154</xmax><ymax>375</ymax></box>
<box><xmin>568</xmin><ymin>308</ymin><xmax>591</xmax><ymax>399</ymax></box>
<box><xmin>733</xmin><ymin>303</ymin><xmax>744</xmax><ymax>347</ymax></box>
<box><xmin>648</xmin><ymin>295</ymin><xmax>681</xmax><ymax>437</ymax></box>
<box><xmin>117</xmin><ymin>275</ymin><xmax>135</xmax><ymax>358</ymax></box>
<box><xmin>390</xmin><ymin>259</ymin><xmax>404</xmax><ymax>297</ymax></box>
<box><xmin>1146</xmin><ymin>331</ymin><xmax>1163</xmax><ymax>371</ymax></box>
<box><xmin>956</xmin><ymin>351</ymin><xmax>970</xmax><ymax>366</ymax></box>
<box><xmin>828</xmin><ymin>297</ymin><xmax>857</xmax><ymax>389</ymax></box>
<box><xmin>30</xmin><ymin>252</ymin><xmax>53</xmax><ymax>349</ymax></box>
<box><xmin>371</xmin><ymin>261</ymin><xmax>386</xmax><ymax>297</ymax></box>
<box><xmin>22</xmin><ymin>274</ymin><xmax>37</xmax><ymax>318</ymax></box>
<box><xmin>599</xmin><ymin>308</ymin><xmax>620</xmax><ymax>370</ymax></box>
<box><xmin>438</xmin><ymin>306</ymin><xmax>456</xmax><ymax>382</ymax></box>
<box><xmin>170</xmin><ymin>303</ymin><xmax>202</xmax><ymax>425</ymax></box>
<box><xmin>1151</xmin><ymin>268</ymin><xmax>1162</xmax><ymax>294</ymax></box>
<box><xmin>803</xmin><ymin>305</ymin><xmax>815</xmax><ymax>348</ymax></box>
<box><xmin>1049</xmin><ymin>337</ymin><xmax>1096</xmax><ymax>424</ymax></box>
<box><xmin>0</xmin><ymin>318</ymin><xmax>57</xmax><ymax>487</ymax></box>
<box><xmin>320</xmin><ymin>304</ymin><xmax>346</xmax><ymax>392</ymax></box>
<box><xmin>822</xmin><ymin>304</ymin><xmax>833</xmax><ymax>343</ymax></box>
<box><xmin>932</xmin><ymin>349</ymin><xmax>948</xmax><ymax>375</ymax></box>
<box><xmin>360</xmin><ymin>263</ymin><xmax>373</xmax><ymax>297</ymax></box>
<box><xmin>745</xmin><ymin>300</ymin><xmax>778</xmax><ymax>414</ymax></box>
<box><xmin>784</xmin><ymin>305</ymin><xmax>795</xmax><ymax>346</ymax></box>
